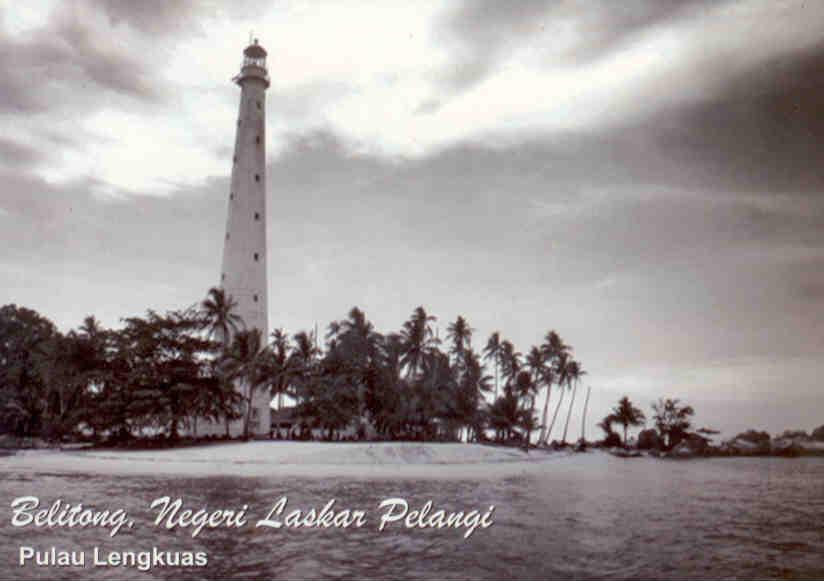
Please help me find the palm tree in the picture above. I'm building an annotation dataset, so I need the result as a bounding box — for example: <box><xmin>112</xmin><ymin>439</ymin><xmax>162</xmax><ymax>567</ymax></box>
<box><xmin>446</xmin><ymin>315</ymin><xmax>473</xmax><ymax>367</ymax></box>
<box><xmin>221</xmin><ymin>329</ymin><xmax>274</xmax><ymax>439</ymax></box>
<box><xmin>337</xmin><ymin>307</ymin><xmax>382</xmax><ymax>364</ymax></box>
<box><xmin>580</xmin><ymin>385</ymin><xmax>592</xmax><ymax>443</ymax></box>
<box><xmin>544</xmin><ymin>350</ymin><xmax>571</xmax><ymax>444</ymax></box>
<box><xmin>200</xmin><ymin>287</ymin><xmax>243</xmax><ymax>346</ymax></box>
<box><xmin>335</xmin><ymin>307</ymin><xmax>383</xmax><ymax>428</ymax></box>
<box><xmin>598</xmin><ymin>415</ymin><xmax>616</xmax><ymax>439</ymax></box>
<box><xmin>498</xmin><ymin>340</ymin><xmax>521</xmax><ymax>390</ymax></box>
<box><xmin>611</xmin><ymin>396</ymin><xmax>646</xmax><ymax>447</ymax></box>
<box><xmin>487</xmin><ymin>390</ymin><xmax>527</xmax><ymax>442</ymax></box>
<box><xmin>524</xmin><ymin>346</ymin><xmax>547</xmax><ymax>446</ymax></box>
<box><xmin>483</xmin><ymin>332</ymin><xmax>502</xmax><ymax>401</ymax></box>
<box><xmin>287</xmin><ymin>330</ymin><xmax>319</xmax><ymax>406</ymax></box>
<box><xmin>561</xmin><ymin>360</ymin><xmax>585</xmax><ymax>445</ymax></box>
<box><xmin>514</xmin><ymin>370</ymin><xmax>538</xmax><ymax>450</ymax></box>
<box><xmin>400</xmin><ymin>306</ymin><xmax>438</xmax><ymax>381</ymax></box>
<box><xmin>269</xmin><ymin>328</ymin><xmax>291</xmax><ymax>410</ymax></box>
<box><xmin>325</xmin><ymin>320</ymin><xmax>342</xmax><ymax>351</ymax></box>
<box><xmin>538</xmin><ymin>330</ymin><xmax>569</xmax><ymax>444</ymax></box>
<box><xmin>200</xmin><ymin>287</ymin><xmax>245</xmax><ymax>436</ymax></box>
<box><xmin>457</xmin><ymin>349</ymin><xmax>491</xmax><ymax>441</ymax></box>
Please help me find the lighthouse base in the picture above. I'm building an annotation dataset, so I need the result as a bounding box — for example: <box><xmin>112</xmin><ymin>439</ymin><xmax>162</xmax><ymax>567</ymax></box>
<box><xmin>195</xmin><ymin>389</ymin><xmax>272</xmax><ymax>439</ymax></box>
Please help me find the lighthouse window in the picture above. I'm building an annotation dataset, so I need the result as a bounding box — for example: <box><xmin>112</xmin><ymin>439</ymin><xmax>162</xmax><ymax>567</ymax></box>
<box><xmin>233</xmin><ymin>155</ymin><xmax>237</xmax><ymax>163</ymax></box>
<box><xmin>226</xmin><ymin>233</ymin><xmax>230</xmax><ymax>240</ymax></box>
<box><xmin>254</xmin><ymin>174</ymin><xmax>260</xmax><ymax>182</ymax></box>
<box><xmin>256</xmin><ymin>101</ymin><xmax>261</xmax><ymax>110</ymax></box>
<box><xmin>221</xmin><ymin>273</ymin><xmax>226</xmax><ymax>281</ymax></box>
<box><xmin>229</xmin><ymin>192</ymin><xmax>234</xmax><ymax>200</ymax></box>
<box><xmin>254</xmin><ymin>212</ymin><xmax>260</xmax><ymax>220</ymax></box>
<box><xmin>256</xmin><ymin>135</ymin><xmax>261</xmax><ymax>144</ymax></box>
<box><xmin>254</xmin><ymin>253</ymin><xmax>259</xmax><ymax>261</ymax></box>
<box><xmin>253</xmin><ymin>294</ymin><xmax>259</xmax><ymax>302</ymax></box>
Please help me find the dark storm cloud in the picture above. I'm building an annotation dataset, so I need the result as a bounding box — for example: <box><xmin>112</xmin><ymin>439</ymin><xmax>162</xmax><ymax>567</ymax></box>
<box><xmin>640</xmin><ymin>43</ymin><xmax>824</xmax><ymax>196</ymax></box>
<box><xmin>0</xmin><ymin>169</ymin><xmax>222</xmax><ymax>265</ymax></box>
<box><xmin>0</xmin><ymin>6</ymin><xmax>160</xmax><ymax>114</ymax></box>
<box><xmin>0</xmin><ymin>166</ymin><xmax>227</xmax><ymax>325</ymax></box>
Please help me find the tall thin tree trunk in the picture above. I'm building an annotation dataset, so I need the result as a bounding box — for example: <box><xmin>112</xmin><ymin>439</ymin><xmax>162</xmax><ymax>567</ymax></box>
<box><xmin>524</xmin><ymin>395</ymin><xmax>536</xmax><ymax>452</ymax></box>
<box><xmin>580</xmin><ymin>385</ymin><xmax>591</xmax><ymax>443</ymax></box>
<box><xmin>494</xmin><ymin>359</ymin><xmax>499</xmax><ymax>402</ymax></box>
<box><xmin>243</xmin><ymin>382</ymin><xmax>253</xmax><ymax>441</ymax></box>
<box><xmin>561</xmin><ymin>382</ymin><xmax>578</xmax><ymax>444</ymax></box>
<box><xmin>538</xmin><ymin>386</ymin><xmax>552</xmax><ymax>444</ymax></box>
<box><xmin>545</xmin><ymin>388</ymin><xmax>566</xmax><ymax>445</ymax></box>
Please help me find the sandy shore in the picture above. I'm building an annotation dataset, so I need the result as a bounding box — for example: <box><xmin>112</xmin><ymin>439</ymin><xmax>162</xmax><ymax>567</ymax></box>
<box><xmin>0</xmin><ymin>441</ymin><xmax>576</xmax><ymax>480</ymax></box>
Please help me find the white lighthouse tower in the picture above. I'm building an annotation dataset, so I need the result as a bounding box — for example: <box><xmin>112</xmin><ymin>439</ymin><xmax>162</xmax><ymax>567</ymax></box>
<box><xmin>218</xmin><ymin>39</ymin><xmax>271</xmax><ymax>437</ymax></box>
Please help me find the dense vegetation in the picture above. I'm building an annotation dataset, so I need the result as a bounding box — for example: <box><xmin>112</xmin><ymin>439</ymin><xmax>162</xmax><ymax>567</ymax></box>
<box><xmin>0</xmin><ymin>288</ymin><xmax>587</xmax><ymax>446</ymax></box>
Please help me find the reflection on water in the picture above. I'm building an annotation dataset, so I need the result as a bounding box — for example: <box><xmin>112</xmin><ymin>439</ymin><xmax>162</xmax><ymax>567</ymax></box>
<box><xmin>1</xmin><ymin>456</ymin><xmax>823</xmax><ymax>579</ymax></box>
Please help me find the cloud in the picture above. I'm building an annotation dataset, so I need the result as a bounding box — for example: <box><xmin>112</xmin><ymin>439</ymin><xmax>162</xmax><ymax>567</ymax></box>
<box><xmin>435</xmin><ymin>0</ymin><xmax>553</xmax><ymax>91</ymax></box>
<box><xmin>436</xmin><ymin>0</ymin><xmax>724</xmax><ymax>93</ymax></box>
<box><xmin>1</xmin><ymin>1</ymin><xmax>823</xmax><ymax>436</ymax></box>
<box><xmin>0</xmin><ymin>137</ymin><xmax>46</xmax><ymax>168</ymax></box>
<box><xmin>0</xmin><ymin>4</ymin><xmax>163</xmax><ymax>115</ymax></box>
<box><xmin>89</xmin><ymin>0</ymin><xmax>205</xmax><ymax>35</ymax></box>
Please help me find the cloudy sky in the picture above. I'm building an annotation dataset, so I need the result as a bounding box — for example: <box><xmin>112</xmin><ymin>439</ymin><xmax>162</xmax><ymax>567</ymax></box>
<box><xmin>2</xmin><ymin>1</ymin><xmax>823</xmax><ymax>438</ymax></box>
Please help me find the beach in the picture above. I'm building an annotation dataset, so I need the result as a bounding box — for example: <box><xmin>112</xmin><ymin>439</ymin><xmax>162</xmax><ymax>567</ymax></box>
<box><xmin>0</xmin><ymin>441</ymin><xmax>573</xmax><ymax>480</ymax></box>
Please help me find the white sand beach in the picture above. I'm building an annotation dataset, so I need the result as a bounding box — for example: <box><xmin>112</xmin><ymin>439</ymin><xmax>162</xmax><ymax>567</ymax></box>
<box><xmin>0</xmin><ymin>442</ymin><xmax>576</xmax><ymax>480</ymax></box>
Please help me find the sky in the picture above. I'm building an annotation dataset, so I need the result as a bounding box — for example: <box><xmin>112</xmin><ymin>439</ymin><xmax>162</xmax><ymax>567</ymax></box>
<box><xmin>2</xmin><ymin>0</ymin><xmax>823</xmax><ymax>440</ymax></box>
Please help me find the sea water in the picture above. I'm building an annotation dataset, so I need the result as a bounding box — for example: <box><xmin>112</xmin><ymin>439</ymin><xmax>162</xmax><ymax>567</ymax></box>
<box><xmin>1</xmin><ymin>455</ymin><xmax>822</xmax><ymax>579</ymax></box>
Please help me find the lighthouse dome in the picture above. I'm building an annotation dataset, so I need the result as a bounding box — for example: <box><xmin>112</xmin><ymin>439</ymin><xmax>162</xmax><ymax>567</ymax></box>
<box><xmin>244</xmin><ymin>39</ymin><xmax>267</xmax><ymax>59</ymax></box>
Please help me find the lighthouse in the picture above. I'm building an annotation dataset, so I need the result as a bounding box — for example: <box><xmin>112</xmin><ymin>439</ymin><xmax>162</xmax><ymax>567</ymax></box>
<box><xmin>217</xmin><ymin>39</ymin><xmax>271</xmax><ymax>437</ymax></box>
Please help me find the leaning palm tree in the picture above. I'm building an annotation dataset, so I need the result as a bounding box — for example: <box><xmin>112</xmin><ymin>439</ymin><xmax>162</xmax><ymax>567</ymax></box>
<box><xmin>544</xmin><ymin>350</ymin><xmax>571</xmax><ymax>444</ymax></box>
<box><xmin>200</xmin><ymin>287</ymin><xmax>243</xmax><ymax>346</ymax></box>
<box><xmin>538</xmin><ymin>330</ymin><xmax>569</xmax><ymax>443</ymax></box>
<box><xmin>611</xmin><ymin>395</ymin><xmax>646</xmax><ymax>447</ymax></box>
<box><xmin>524</xmin><ymin>346</ymin><xmax>547</xmax><ymax>445</ymax></box>
<box><xmin>483</xmin><ymin>332</ymin><xmax>502</xmax><ymax>401</ymax></box>
<box><xmin>561</xmin><ymin>360</ymin><xmax>586</xmax><ymax>445</ymax></box>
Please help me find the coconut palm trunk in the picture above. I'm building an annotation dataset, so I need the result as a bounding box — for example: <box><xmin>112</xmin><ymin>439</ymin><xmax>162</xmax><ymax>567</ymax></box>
<box><xmin>538</xmin><ymin>386</ymin><xmax>552</xmax><ymax>444</ymax></box>
<box><xmin>524</xmin><ymin>393</ymin><xmax>537</xmax><ymax>451</ymax></box>
<box><xmin>544</xmin><ymin>388</ymin><xmax>566</xmax><ymax>445</ymax></box>
<box><xmin>561</xmin><ymin>382</ymin><xmax>578</xmax><ymax>444</ymax></box>
<box><xmin>493</xmin><ymin>358</ymin><xmax>499</xmax><ymax>401</ymax></box>
<box><xmin>243</xmin><ymin>382</ymin><xmax>253</xmax><ymax>440</ymax></box>
<box><xmin>580</xmin><ymin>385</ymin><xmax>591</xmax><ymax>442</ymax></box>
